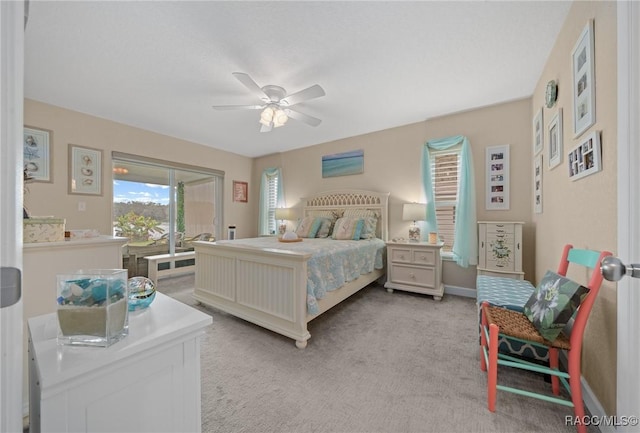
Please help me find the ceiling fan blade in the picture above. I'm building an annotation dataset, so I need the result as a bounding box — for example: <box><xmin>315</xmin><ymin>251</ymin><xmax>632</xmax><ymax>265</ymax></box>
<box><xmin>286</xmin><ymin>109</ymin><xmax>322</xmax><ymax>127</ymax></box>
<box><xmin>260</xmin><ymin>123</ymin><xmax>273</xmax><ymax>133</ymax></box>
<box><xmin>212</xmin><ymin>104</ymin><xmax>264</xmax><ymax>110</ymax></box>
<box><xmin>232</xmin><ymin>72</ymin><xmax>269</xmax><ymax>99</ymax></box>
<box><xmin>281</xmin><ymin>84</ymin><xmax>325</xmax><ymax>106</ymax></box>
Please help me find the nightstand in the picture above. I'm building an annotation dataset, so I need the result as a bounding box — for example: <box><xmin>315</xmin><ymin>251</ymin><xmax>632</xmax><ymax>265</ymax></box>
<box><xmin>384</xmin><ymin>241</ymin><xmax>444</xmax><ymax>300</ymax></box>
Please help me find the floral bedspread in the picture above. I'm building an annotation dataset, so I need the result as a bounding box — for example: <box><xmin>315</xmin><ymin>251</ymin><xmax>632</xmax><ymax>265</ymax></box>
<box><xmin>216</xmin><ymin>237</ymin><xmax>386</xmax><ymax>314</ymax></box>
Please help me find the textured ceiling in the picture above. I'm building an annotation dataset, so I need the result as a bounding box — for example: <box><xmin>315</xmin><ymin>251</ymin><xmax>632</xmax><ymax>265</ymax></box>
<box><xmin>24</xmin><ymin>1</ymin><xmax>571</xmax><ymax>158</ymax></box>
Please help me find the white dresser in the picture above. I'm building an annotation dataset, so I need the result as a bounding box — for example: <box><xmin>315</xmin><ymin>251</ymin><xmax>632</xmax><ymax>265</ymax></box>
<box><xmin>22</xmin><ymin>236</ymin><xmax>128</xmax><ymax>416</ymax></box>
<box><xmin>384</xmin><ymin>241</ymin><xmax>444</xmax><ymax>300</ymax></box>
<box><xmin>477</xmin><ymin>221</ymin><xmax>524</xmax><ymax>280</ymax></box>
<box><xmin>28</xmin><ymin>292</ymin><xmax>212</xmax><ymax>433</ymax></box>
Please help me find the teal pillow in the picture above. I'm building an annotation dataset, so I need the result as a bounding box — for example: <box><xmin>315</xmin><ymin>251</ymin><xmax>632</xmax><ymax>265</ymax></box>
<box><xmin>523</xmin><ymin>270</ymin><xmax>588</xmax><ymax>342</ymax></box>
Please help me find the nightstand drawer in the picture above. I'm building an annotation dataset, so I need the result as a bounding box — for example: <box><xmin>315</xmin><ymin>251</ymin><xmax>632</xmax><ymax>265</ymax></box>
<box><xmin>390</xmin><ymin>248</ymin><xmax>412</xmax><ymax>263</ymax></box>
<box><xmin>390</xmin><ymin>264</ymin><xmax>435</xmax><ymax>288</ymax></box>
<box><xmin>412</xmin><ymin>249</ymin><xmax>435</xmax><ymax>265</ymax></box>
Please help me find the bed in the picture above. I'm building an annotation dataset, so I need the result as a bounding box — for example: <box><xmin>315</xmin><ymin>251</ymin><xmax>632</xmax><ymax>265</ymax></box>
<box><xmin>193</xmin><ymin>189</ymin><xmax>389</xmax><ymax>348</ymax></box>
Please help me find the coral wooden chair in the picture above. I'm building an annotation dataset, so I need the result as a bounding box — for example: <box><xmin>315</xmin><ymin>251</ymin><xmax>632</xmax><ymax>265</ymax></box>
<box><xmin>479</xmin><ymin>244</ymin><xmax>612</xmax><ymax>433</ymax></box>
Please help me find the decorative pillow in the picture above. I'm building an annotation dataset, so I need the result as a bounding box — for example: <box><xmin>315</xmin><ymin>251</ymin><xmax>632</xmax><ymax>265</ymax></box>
<box><xmin>315</xmin><ymin>217</ymin><xmax>333</xmax><ymax>238</ymax></box>
<box><xmin>523</xmin><ymin>270</ymin><xmax>589</xmax><ymax>342</ymax></box>
<box><xmin>307</xmin><ymin>210</ymin><xmax>343</xmax><ymax>237</ymax></box>
<box><xmin>295</xmin><ymin>217</ymin><xmax>323</xmax><ymax>238</ymax></box>
<box><xmin>331</xmin><ymin>217</ymin><xmax>364</xmax><ymax>240</ymax></box>
<box><xmin>343</xmin><ymin>209</ymin><xmax>380</xmax><ymax>239</ymax></box>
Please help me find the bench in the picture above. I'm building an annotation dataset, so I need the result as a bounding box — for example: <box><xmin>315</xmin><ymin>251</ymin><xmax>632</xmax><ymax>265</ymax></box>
<box><xmin>144</xmin><ymin>251</ymin><xmax>196</xmax><ymax>283</ymax></box>
<box><xmin>476</xmin><ymin>275</ymin><xmax>548</xmax><ymax>361</ymax></box>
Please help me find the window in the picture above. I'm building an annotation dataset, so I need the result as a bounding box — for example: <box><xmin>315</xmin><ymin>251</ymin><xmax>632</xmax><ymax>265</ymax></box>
<box><xmin>431</xmin><ymin>147</ymin><xmax>461</xmax><ymax>253</ymax></box>
<box><xmin>259</xmin><ymin>169</ymin><xmax>281</xmax><ymax>235</ymax></box>
<box><xmin>112</xmin><ymin>152</ymin><xmax>224</xmax><ymax>250</ymax></box>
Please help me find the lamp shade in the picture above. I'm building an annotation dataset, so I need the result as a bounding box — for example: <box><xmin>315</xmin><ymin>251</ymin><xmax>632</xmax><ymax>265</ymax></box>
<box><xmin>402</xmin><ymin>203</ymin><xmax>426</xmax><ymax>222</ymax></box>
<box><xmin>275</xmin><ymin>207</ymin><xmax>293</xmax><ymax>220</ymax></box>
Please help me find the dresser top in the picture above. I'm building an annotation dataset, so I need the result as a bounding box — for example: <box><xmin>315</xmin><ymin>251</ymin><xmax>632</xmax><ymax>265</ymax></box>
<box><xmin>28</xmin><ymin>292</ymin><xmax>212</xmax><ymax>390</ymax></box>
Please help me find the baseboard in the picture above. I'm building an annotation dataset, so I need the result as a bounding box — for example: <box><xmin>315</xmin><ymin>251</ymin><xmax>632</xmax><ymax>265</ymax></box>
<box><xmin>581</xmin><ymin>376</ymin><xmax>616</xmax><ymax>433</ymax></box>
<box><xmin>444</xmin><ymin>284</ymin><xmax>476</xmax><ymax>298</ymax></box>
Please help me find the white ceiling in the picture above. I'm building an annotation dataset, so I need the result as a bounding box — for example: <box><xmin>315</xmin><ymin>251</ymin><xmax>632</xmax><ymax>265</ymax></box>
<box><xmin>24</xmin><ymin>1</ymin><xmax>572</xmax><ymax>158</ymax></box>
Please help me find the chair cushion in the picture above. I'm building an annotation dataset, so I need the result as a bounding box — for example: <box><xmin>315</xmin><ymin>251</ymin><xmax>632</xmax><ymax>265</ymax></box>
<box><xmin>523</xmin><ymin>270</ymin><xmax>588</xmax><ymax>342</ymax></box>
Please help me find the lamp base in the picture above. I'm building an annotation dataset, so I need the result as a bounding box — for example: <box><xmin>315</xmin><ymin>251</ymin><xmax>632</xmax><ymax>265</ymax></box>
<box><xmin>279</xmin><ymin>224</ymin><xmax>287</xmax><ymax>235</ymax></box>
<box><xmin>408</xmin><ymin>226</ymin><xmax>420</xmax><ymax>242</ymax></box>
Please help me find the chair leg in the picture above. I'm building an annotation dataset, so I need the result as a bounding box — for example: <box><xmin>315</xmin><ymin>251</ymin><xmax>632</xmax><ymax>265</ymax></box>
<box><xmin>568</xmin><ymin>349</ymin><xmax>587</xmax><ymax>433</ymax></box>
<box><xmin>488</xmin><ymin>323</ymin><xmax>499</xmax><ymax>412</ymax></box>
<box><xmin>480</xmin><ymin>305</ymin><xmax>487</xmax><ymax>372</ymax></box>
<box><xmin>549</xmin><ymin>347</ymin><xmax>560</xmax><ymax>395</ymax></box>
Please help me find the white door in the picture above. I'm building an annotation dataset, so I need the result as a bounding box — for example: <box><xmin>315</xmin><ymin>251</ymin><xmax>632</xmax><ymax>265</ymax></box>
<box><xmin>0</xmin><ymin>1</ymin><xmax>25</xmax><ymax>431</ymax></box>
<box><xmin>616</xmin><ymin>1</ymin><xmax>640</xmax><ymax>429</ymax></box>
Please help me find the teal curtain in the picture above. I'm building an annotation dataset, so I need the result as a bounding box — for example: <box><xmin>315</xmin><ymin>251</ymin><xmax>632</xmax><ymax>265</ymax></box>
<box><xmin>422</xmin><ymin>135</ymin><xmax>477</xmax><ymax>267</ymax></box>
<box><xmin>258</xmin><ymin>167</ymin><xmax>284</xmax><ymax>235</ymax></box>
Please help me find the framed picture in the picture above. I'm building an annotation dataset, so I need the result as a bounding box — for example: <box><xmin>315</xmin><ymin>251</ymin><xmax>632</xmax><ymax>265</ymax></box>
<box><xmin>568</xmin><ymin>130</ymin><xmax>602</xmax><ymax>181</ymax></box>
<box><xmin>233</xmin><ymin>180</ymin><xmax>248</xmax><ymax>202</ymax></box>
<box><xmin>572</xmin><ymin>20</ymin><xmax>595</xmax><ymax>138</ymax></box>
<box><xmin>534</xmin><ymin>154</ymin><xmax>543</xmax><ymax>214</ymax></box>
<box><xmin>23</xmin><ymin>126</ymin><xmax>52</xmax><ymax>182</ymax></box>
<box><xmin>485</xmin><ymin>144</ymin><xmax>510</xmax><ymax>210</ymax></box>
<box><xmin>68</xmin><ymin>144</ymin><xmax>102</xmax><ymax>195</ymax></box>
<box><xmin>322</xmin><ymin>149</ymin><xmax>364</xmax><ymax>178</ymax></box>
<box><xmin>532</xmin><ymin>108</ymin><xmax>543</xmax><ymax>156</ymax></box>
<box><xmin>548</xmin><ymin>109</ymin><xmax>563</xmax><ymax>169</ymax></box>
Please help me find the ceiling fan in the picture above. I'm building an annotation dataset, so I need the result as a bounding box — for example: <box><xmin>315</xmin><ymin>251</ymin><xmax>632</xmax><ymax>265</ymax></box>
<box><xmin>212</xmin><ymin>72</ymin><xmax>325</xmax><ymax>132</ymax></box>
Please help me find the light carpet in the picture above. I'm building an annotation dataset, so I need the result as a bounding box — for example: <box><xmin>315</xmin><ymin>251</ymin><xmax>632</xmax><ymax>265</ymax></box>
<box><xmin>158</xmin><ymin>274</ymin><xmax>597</xmax><ymax>433</ymax></box>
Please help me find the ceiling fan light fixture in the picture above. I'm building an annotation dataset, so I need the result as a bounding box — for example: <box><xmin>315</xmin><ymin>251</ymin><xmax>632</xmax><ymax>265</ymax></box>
<box><xmin>272</xmin><ymin>109</ymin><xmax>288</xmax><ymax>128</ymax></box>
<box><xmin>259</xmin><ymin>106</ymin><xmax>274</xmax><ymax>126</ymax></box>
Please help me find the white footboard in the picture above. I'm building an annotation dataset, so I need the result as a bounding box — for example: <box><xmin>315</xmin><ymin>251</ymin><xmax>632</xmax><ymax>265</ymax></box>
<box><xmin>193</xmin><ymin>241</ymin><xmax>313</xmax><ymax>348</ymax></box>
<box><xmin>193</xmin><ymin>189</ymin><xmax>390</xmax><ymax>348</ymax></box>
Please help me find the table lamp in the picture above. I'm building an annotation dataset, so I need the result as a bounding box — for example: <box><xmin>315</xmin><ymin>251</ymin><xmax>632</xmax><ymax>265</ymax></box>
<box><xmin>274</xmin><ymin>208</ymin><xmax>293</xmax><ymax>235</ymax></box>
<box><xmin>402</xmin><ymin>203</ymin><xmax>426</xmax><ymax>242</ymax></box>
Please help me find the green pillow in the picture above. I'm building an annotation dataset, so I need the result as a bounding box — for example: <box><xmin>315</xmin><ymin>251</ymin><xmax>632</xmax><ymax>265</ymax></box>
<box><xmin>523</xmin><ymin>270</ymin><xmax>588</xmax><ymax>342</ymax></box>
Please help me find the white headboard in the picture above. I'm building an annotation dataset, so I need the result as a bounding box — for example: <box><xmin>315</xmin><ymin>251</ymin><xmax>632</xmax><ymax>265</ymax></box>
<box><xmin>300</xmin><ymin>189</ymin><xmax>390</xmax><ymax>241</ymax></box>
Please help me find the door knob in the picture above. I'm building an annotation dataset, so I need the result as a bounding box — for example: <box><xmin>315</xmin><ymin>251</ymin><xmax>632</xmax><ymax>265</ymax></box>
<box><xmin>601</xmin><ymin>256</ymin><xmax>640</xmax><ymax>281</ymax></box>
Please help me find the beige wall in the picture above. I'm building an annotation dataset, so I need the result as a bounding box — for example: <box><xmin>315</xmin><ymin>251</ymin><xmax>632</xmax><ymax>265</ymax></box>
<box><xmin>24</xmin><ymin>99</ymin><xmax>255</xmax><ymax>239</ymax></box>
<box><xmin>23</xmin><ymin>0</ymin><xmax>619</xmax><ymax>414</ymax></box>
<box><xmin>531</xmin><ymin>1</ymin><xmax>618</xmax><ymax>414</ymax></box>
<box><xmin>254</xmin><ymin>97</ymin><xmax>533</xmax><ymax>290</ymax></box>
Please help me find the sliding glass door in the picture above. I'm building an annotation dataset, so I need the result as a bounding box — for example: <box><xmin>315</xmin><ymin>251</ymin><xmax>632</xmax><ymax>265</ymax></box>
<box><xmin>112</xmin><ymin>152</ymin><xmax>223</xmax><ymax>277</ymax></box>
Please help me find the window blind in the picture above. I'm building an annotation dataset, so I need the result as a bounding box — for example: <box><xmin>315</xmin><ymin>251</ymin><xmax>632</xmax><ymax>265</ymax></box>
<box><xmin>431</xmin><ymin>151</ymin><xmax>460</xmax><ymax>252</ymax></box>
<box><xmin>266</xmin><ymin>174</ymin><xmax>279</xmax><ymax>235</ymax></box>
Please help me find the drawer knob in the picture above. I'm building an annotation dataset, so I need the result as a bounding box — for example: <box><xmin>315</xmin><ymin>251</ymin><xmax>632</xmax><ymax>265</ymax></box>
<box><xmin>409</xmin><ymin>273</ymin><xmax>415</xmax><ymax>279</ymax></box>
<box><xmin>399</xmin><ymin>254</ymin><xmax>405</xmax><ymax>259</ymax></box>
<box><xmin>420</xmin><ymin>255</ymin><xmax>427</xmax><ymax>260</ymax></box>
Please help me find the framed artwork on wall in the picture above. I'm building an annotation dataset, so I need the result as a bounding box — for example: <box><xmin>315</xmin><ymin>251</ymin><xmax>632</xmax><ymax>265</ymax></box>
<box><xmin>321</xmin><ymin>149</ymin><xmax>364</xmax><ymax>178</ymax></box>
<box><xmin>534</xmin><ymin>154</ymin><xmax>543</xmax><ymax>214</ymax></box>
<box><xmin>23</xmin><ymin>126</ymin><xmax>52</xmax><ymax>182</ymax></box>
<box><xmin>568</xmin><ymin>130</ymin><xmax>602</xmax><ymax>181</ymax></box>
<box><xmin>532</xmin><ymin>108</ymin><xmax>543</xmax><ymax>156</ymax></box>
<box><xmin>548</xmin><ymin>109</ymin><xmax>563</xmax><ymax>169</ymax></box>
<box><xmin>233</xmin><ymin>180</ymin><xmax>248</xmax><ymax>202</ymax></box>
<box><xmin>572</xmin><ymin>20</ymin><xmax>595</xmax><ymax>138</ymax></box>
<box><xmin>68</xmin><ymin>144</ymin><xmax>102</xmax><ymax>195</ymax></box>
<box><xmin>485</xmin><ymin>144</ymin><xmax>510</xmax><ymax>211</ymax></box>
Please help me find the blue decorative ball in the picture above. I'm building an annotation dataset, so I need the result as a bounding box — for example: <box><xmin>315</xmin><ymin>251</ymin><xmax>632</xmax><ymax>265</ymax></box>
<box><xmin>127</xmin><ymin>277</ymin><xmax>156</xmax><ymax>311</ymax></box>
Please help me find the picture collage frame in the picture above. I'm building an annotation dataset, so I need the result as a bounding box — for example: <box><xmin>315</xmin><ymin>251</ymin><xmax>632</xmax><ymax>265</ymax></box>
<box><xmin>485</xmin><ymin>144</ymin><xmax>510</xmax><ymax>211</ymax></box>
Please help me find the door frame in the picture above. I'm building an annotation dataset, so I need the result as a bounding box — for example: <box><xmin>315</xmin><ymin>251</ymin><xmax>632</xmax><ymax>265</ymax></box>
<box><xmin>616</xmin><ymin>1</ymin><xmax>640</xmax><ymax>426</ymax></box>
